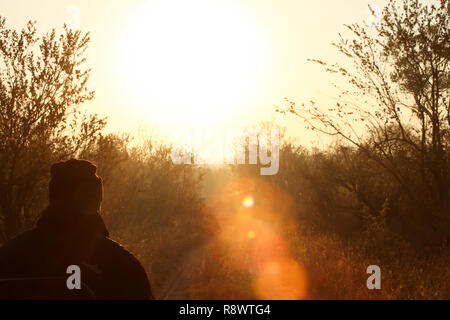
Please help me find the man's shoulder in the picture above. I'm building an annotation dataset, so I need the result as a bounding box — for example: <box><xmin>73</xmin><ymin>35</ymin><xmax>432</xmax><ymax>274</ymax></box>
<box><xmin>94</xmin><ymin>237</ymin><xmax>153</xmax><ymax>299</ymax></box>
<box><xmin>95</xmin><ymin>237</ymin><xmax>148</xmax><ymax>276</ymax></box>
<box><xmin>99</xmin><ymin>238</ymin><xmax>141</xmax><ymax>262</ymax></box>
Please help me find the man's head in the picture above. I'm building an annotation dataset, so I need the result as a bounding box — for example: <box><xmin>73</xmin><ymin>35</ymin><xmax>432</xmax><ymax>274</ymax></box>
<box><xmin>49</xmin><ymin>159</ymin><xmax>103</xmax><ymax>214</ymax></box>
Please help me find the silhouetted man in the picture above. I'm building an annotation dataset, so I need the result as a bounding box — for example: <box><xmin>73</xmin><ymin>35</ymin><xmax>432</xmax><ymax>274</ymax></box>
<box><xmin>0</xmin><ymin>159</ymin><xmax>153</xmax><ymax>299</ymax></box>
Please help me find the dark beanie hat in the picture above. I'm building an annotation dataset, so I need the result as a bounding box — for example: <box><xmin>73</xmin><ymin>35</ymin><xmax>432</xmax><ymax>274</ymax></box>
<box><xmin>49</xmin><ymin>159</ymin><xmax>103</xmax><ymax>205</ymax></box>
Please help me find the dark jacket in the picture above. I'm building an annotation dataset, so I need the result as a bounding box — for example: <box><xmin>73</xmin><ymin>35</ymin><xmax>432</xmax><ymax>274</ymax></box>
<box><xmin>0</xmin><ymin>207</ymin><xmax>153</xmax><ymax>300</ymax></box>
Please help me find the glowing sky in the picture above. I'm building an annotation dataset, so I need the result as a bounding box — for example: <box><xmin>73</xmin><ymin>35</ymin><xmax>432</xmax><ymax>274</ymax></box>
<box><xmin>2</xmin><ymin>0</ymin><xmax>389</xmax><ymax>146</ymax></box>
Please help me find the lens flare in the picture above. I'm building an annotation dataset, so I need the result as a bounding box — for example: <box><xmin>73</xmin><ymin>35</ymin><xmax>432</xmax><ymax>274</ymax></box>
<box><xmin>253</xmin><ymin>259</ymin><xmax>308</xmax><ymax>300</ymax></box>
<box><xmin>206</xmin><ymin>176</ymin><xmax>309</xmax><ymax>299</ymax></box>
<box><xmin>243</xmin><ymin>196</ymin><xmax>255</xmax><ymax>208</ymax></box>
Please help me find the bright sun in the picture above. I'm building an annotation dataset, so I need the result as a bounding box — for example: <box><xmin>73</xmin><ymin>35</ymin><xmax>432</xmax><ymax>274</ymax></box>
<box><xmin>114</xmin><ymin>0</ymin><xmax>268</xmax><ymax>132</ymax></box>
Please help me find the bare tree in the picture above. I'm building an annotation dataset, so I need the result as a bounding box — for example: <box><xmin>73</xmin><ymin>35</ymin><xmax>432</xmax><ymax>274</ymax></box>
<box><xmin>279</xmin><ymin>0</ymin><xmax>449</xmax><ymax>218</ymax></box>
<box><xmin>0</xmin><ymin>18</ymin><xmax>106</xmax><ymax>240</ymax></box>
